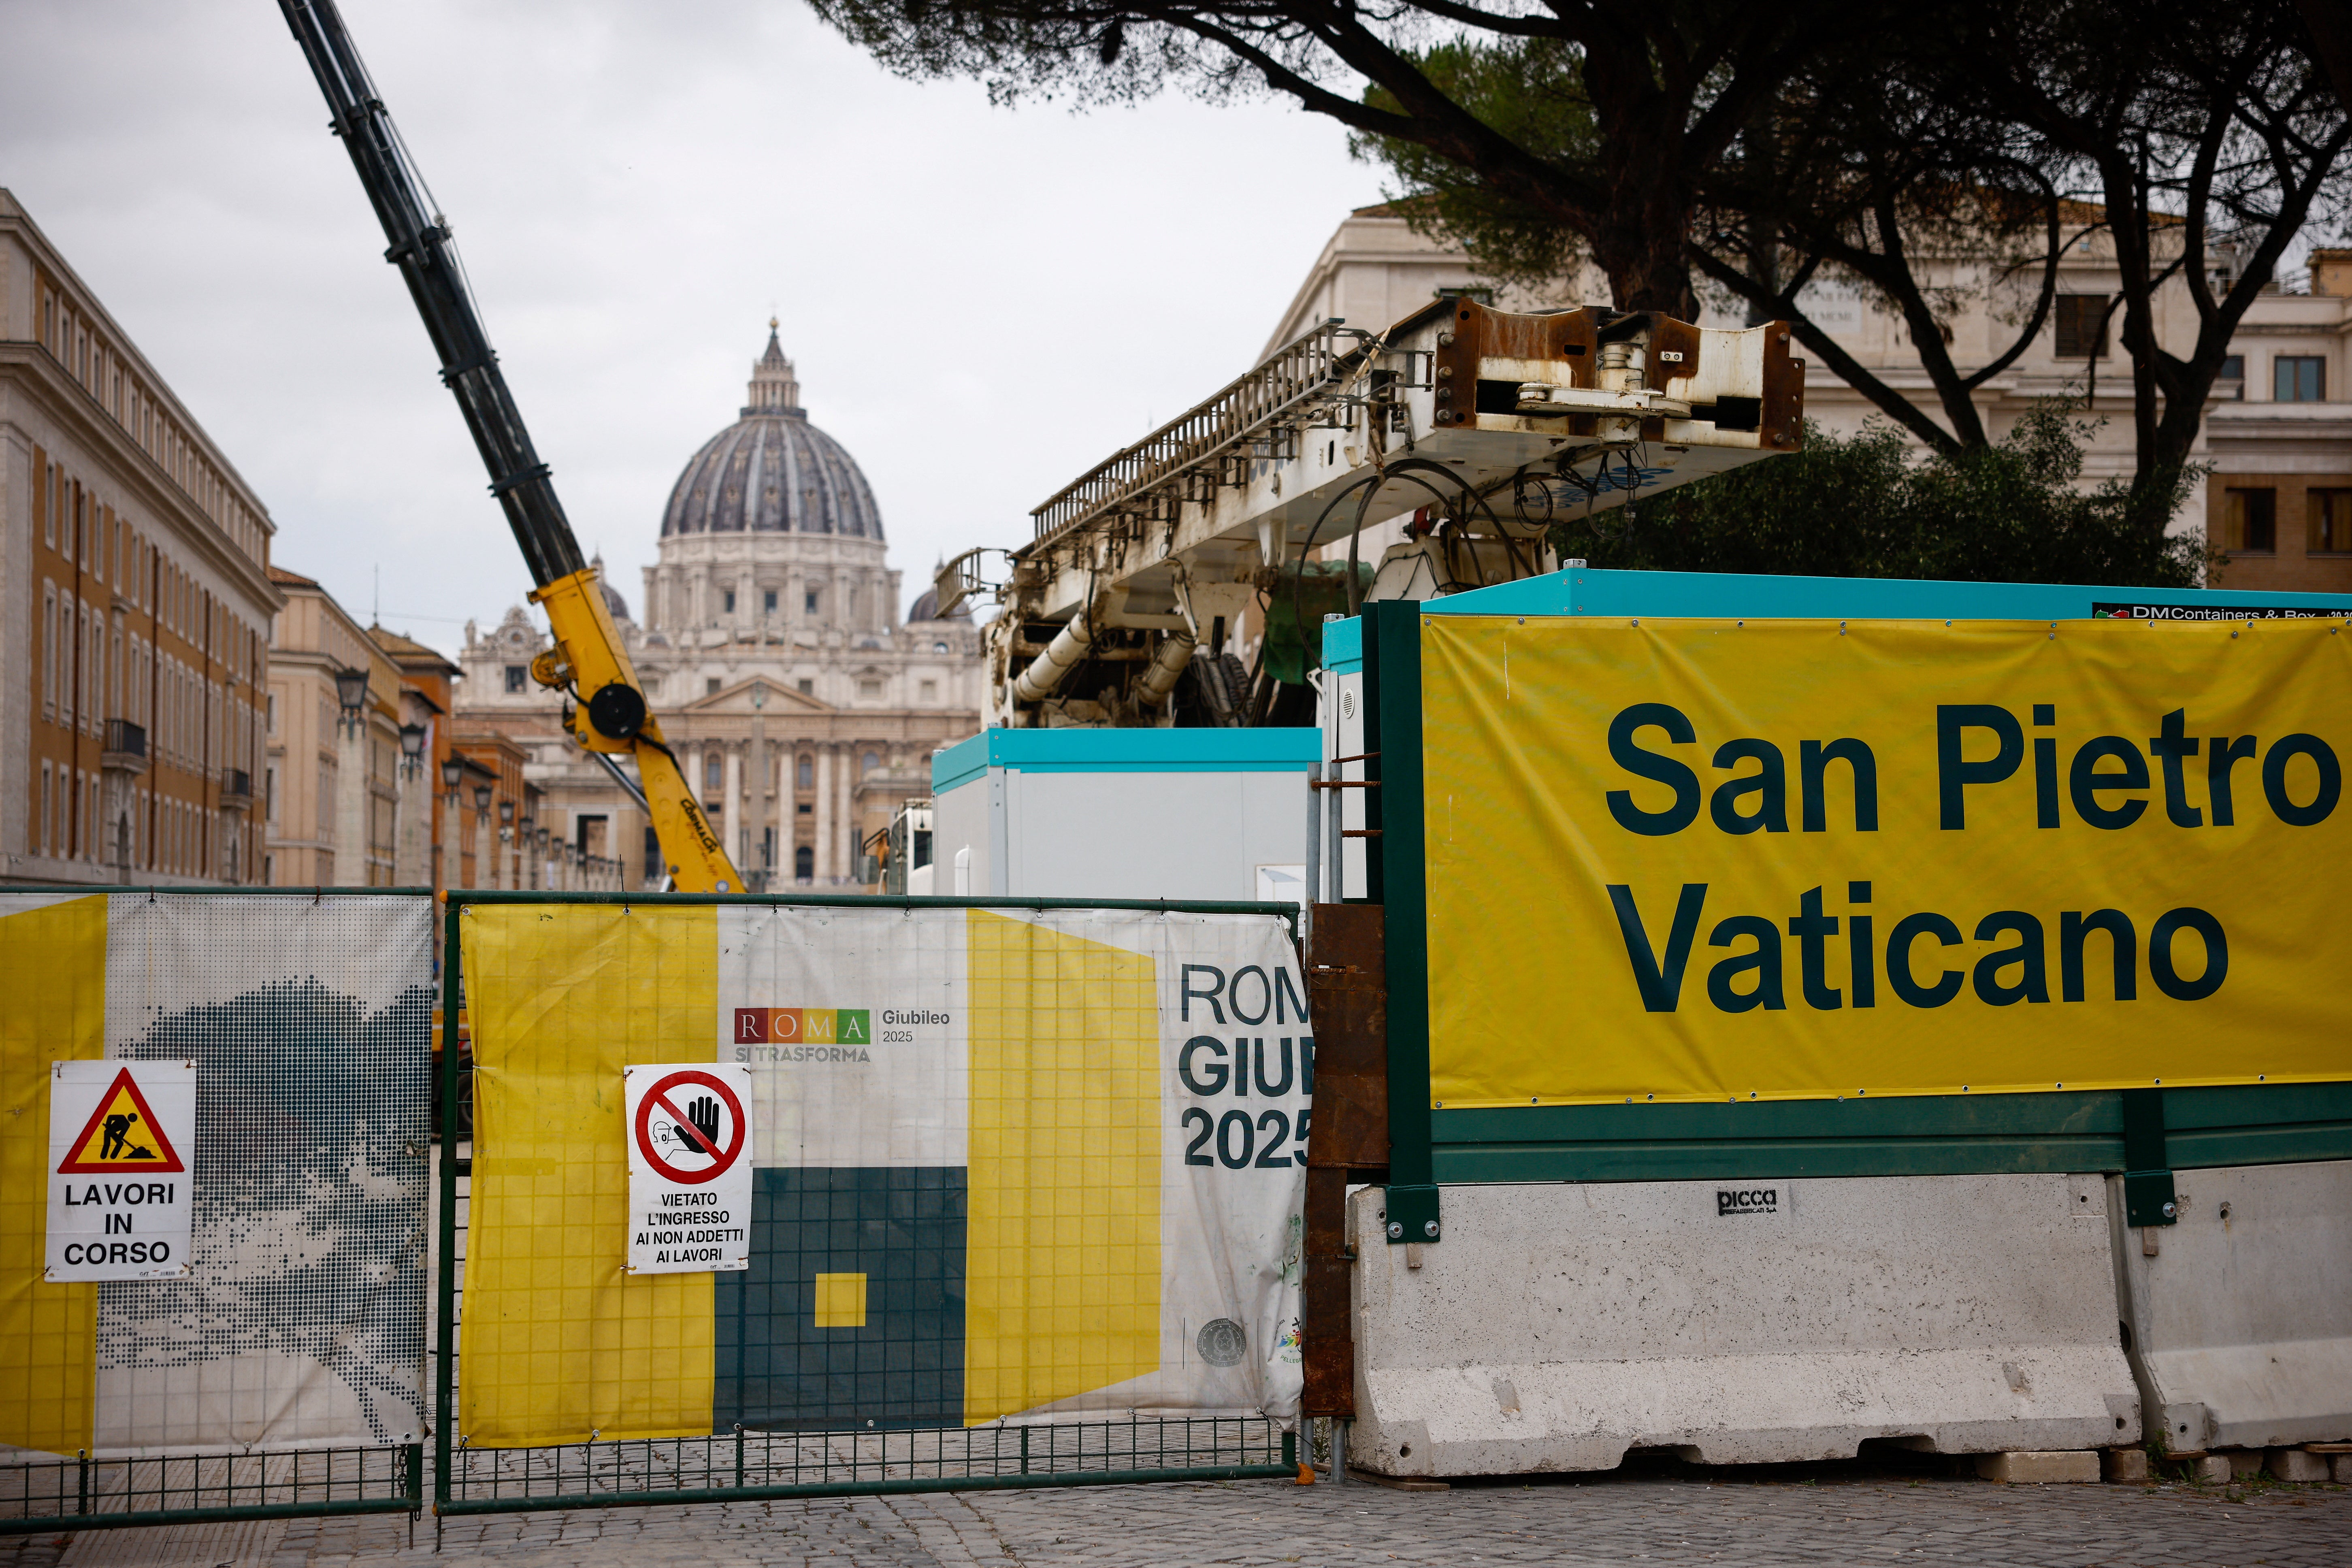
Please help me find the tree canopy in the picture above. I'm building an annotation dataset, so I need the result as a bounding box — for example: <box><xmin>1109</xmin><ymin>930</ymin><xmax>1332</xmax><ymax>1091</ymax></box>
<box><xmin>815</xmin><ymin>0</ymin><xmax>2347</xmax><ymax>540</ymax></box>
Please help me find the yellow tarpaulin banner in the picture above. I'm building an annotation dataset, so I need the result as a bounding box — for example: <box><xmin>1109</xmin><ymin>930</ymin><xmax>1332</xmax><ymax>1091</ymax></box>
<box><xmin>1422</xmin><ymin>615</ymin><xmax>2352</xmax><ymax>1108</ymax></box>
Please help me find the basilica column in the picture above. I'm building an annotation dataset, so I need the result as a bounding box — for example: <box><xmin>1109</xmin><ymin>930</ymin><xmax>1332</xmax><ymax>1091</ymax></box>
<box><xmin>835</xmin><ymin>742</ymin><xmax>855</xmax><ymax>882</ymax></box>
<box><xmin>723</xmin><ymin>744</ymin><xmax>744</xmax><ymax>878</ymax></box>
<box><xmin>814</xmin><ymin>745</ymin><xmax>835</xmax><ymax>882</ymax></box>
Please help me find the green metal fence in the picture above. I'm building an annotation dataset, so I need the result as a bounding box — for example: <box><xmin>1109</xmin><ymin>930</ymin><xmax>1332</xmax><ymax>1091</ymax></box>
<box><xmin>0</xmin><ymin>887</ymin><xmax>430</xmax><ymax>1537</ymax></box>
<box><xmin>432</xmin><ymin>891</ymin><xmax>1303</xmax><ymax>1525</ymax></box>
<box><xmin>0</xmin><ymin>1444</ymin><xmax>421</xmax><ymax>1535</ymax></box>
<box><xmin>2</xmin><ymin>887</ymin><xmax>1309</xmax><ymax>1539</ymax></box>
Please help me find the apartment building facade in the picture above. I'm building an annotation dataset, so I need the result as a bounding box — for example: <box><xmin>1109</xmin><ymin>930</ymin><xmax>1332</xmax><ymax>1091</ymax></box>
<box><xmin>1</xmin><ymin>190</ymin><xmax>281</xmax><ymax>887</ymax></box>
<box><xmin>1267</xmin><ymin>207</ymin><xmax>2349</xmax><ymax>578</ymax></box>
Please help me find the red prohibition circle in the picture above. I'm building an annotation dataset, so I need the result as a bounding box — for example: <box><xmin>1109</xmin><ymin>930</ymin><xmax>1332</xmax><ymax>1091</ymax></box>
<box><xmin>633</xmin><ymin>1069</ymin><xmax>747</xmax><ymax>1185</ymax></box>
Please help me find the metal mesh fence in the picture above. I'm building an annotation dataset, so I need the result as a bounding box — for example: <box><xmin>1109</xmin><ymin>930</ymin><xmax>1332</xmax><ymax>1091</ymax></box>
<box><xmin>437</xmin><ymin>893</ymin><xmax>1306</xmax><ymax>1516</ymax></box>
<box><xmin>0</xmin><ymin>890</ymin><xmax>432</xmax><ymax>1534</ymax></box>
<box><xmin>439</xmin><ymin>1418</ymin><xmax>1290</xmax><ymax>1513</ymax></box>
<box><xmin>0</xmin><ymin>1445</ymin><xmax>418</xmax><ymax>1534</ymax></box>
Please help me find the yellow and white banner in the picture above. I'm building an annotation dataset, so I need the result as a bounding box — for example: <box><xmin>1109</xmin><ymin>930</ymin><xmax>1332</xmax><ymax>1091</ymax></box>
<box><xmin>458</xmin><ymin>903</ymin><xmax>1307</xmax><ymax>1447</ymax></box>
<box><xmin>0</xmin><ymin>893</ymin><xmax>431</xmax><ymax>1457</ymax></box>
<box><xmin>1419</xmin><ymin>616</ymin><xmax>2352</xmax><ymax>1108</ymax></box>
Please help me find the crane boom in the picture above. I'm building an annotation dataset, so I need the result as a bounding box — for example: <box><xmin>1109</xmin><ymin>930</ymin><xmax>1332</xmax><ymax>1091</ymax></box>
<box><xmin>277</xmin><ymin>0</ymin><xmax>739</xmax><ymax>891</ymax></box>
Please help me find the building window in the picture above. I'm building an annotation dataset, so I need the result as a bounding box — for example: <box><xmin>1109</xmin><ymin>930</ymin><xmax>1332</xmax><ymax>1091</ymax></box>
<box><xmin>2053</xmin><ymin>295</ymin><xmax>2109</xmax><ymax>358</ymax></box>
<box><xmin>862</xmin><ymin>751</ymin><xmax>880</xmax><ymax>775</ymax></box>
<box><xmin>795</xmin><ymin>845</ymin><xmax>814</xmax><ymax>881</ymax></box>
<box><xmin>919</xmin><ymin>679</ymin><xmax>939</xmax><ymax>703</ymax></box>
<box><xmin>723</xmin><ymin>590</ymin><xmax>736</xmax><ymax>613</ymax></box>
<box><xmin>266</xmin><ymin>766</ymin><xmax>278</xmax><ymax>823</ymax></box>
<box><xmin>764</xmin><ymin>590</ymin><xmax>778</xmax><ymax>613</ymax></box>
<box><xmin>704</xmin><ymin>753</ymin><xmax>724</xmax><ymax>793</ymax></box>
<box><xmin>797</xmin><ymin>678</ymin><xmax>814</xmax><ymax>696</ymax></box>
<box><xmin>2311</xmin><ymin>489</ymin><xmax>2352</xmax><ymax>555</ymax></box>
<box><xmin>504</xmin><ymin>665</ymin><xmax>528</xmax><ymax>694</ymax></box>
<box><xmin>2275</xmin><ymin>356</ymin><xmax>2326</xmax><ymax>403</ymax></box>
<box><xmin>2218</xmin><ymin>354</ymin><xmax>2245</xmax><ymax>399</ymax></box>
<box><xmin>797</xmin><ymin>756</ymin><xmax>814</xmax><ymax>789</ymax></box>
<box><xmin>2225</xmin><ymin>488</ymin><xmax>2277</xmax><ymax>554</ymax></box>
<box><xmin>706</xmin><ymin>677</ymin><xmax>722</xmax><ymax>696</ymax></box>
<box><xmin>932</xmin><ymin>641</ymin><xmax>948</xmax><ymax>653</ymax></box>
<box><xmin>857</xmin><ymin>678</ymin><xmax>882</xmax><ymax>701</ymax></box>
<box><xmin>797</xmin><ymin>802</ymin><xmax>812</xmax><ymax>816</ymax></box>
<box><xmin>804</xmin><ymin>590</ymin><xmax>820</xmax><ymax>615</ymax></box>
<box><xmin>38</xmin><ymin>763</ymin><xmax>51</xmax><ymax>855</ymax></box>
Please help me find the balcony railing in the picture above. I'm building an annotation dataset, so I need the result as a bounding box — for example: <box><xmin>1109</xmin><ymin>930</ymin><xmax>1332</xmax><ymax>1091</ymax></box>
<box><xmin>219</xmin><ymin>769</ymin><xmax>253</xmax><ymax>805</ymax></box>
<box><xmin>101</xmin><ymin>720</ymin><xmax>147</xmax><ymax>773</ymax></box>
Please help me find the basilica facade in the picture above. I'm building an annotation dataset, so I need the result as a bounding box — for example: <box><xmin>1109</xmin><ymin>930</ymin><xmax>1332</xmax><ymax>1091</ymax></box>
<box><xmin>450</xmin><ymin>328</ymin><xmax>982</xmax><ymax>889</ymax></box>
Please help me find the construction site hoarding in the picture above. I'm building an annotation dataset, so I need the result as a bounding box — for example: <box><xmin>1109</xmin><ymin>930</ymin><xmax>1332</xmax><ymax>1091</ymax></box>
<box><xmin>1415</xmin><ymin>614</ymin><xmax>2352</xmax><ymax>1109</ymax></box>
<box><xmin>0</xmin><ymin>891</ymin><xmax>431</xmax><ymax>1459</ymax></box>
<box><xmin>454</xmin><ymin>901</ymin><xmax>1306</xmax><ymax>1449</ymax></box>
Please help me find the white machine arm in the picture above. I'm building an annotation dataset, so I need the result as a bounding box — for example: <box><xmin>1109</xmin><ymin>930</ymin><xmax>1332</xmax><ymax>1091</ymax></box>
<box><xmin>949</xmin><ymin>297</ymin><xmax>1806</xmax><ymax>728</ymax></box>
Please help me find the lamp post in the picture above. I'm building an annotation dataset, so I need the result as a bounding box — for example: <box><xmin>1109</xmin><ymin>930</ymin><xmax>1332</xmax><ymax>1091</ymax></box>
<box><xmin>496</xmin><ymin>797</ymin><xmax>516</xmax><ymax>892</ymax></box>
<box><xmin>471</xmin><ymin>783</ymin><xmax>491</xmax><ymax>889</ymax></box>
<box><xmin>439</xmin><ymin>757</ymin><xmax>462</xmax><ymax>893</ymax></box>
<box><xmin>332</xmin><ymin>667</ymin><xmax>371</xmax><ymax>737</ymax></box>
<box><xmin>397</xmin><ymin>723</ymin><xmax>427</xmax><ymax>779</ymax></box>
<box><xmin>518</xmin><ymin>814</ymin><xmax>535</xmax><ymax>890</ymax></box>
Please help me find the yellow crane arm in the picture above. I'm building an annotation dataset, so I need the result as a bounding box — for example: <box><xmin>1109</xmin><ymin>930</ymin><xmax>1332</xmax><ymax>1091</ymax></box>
<box><xmin>529</xmin><ymin>567</ymin><xmax>741</xmax><ymax>893</ymax></box>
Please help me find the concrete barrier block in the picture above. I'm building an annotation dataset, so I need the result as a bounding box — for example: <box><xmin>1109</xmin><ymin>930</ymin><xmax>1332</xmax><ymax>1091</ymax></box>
<box><xmin>2226</xmin><ymin>1449</ymin><xmax>2267</xmax><ymax>1479</ymax></box>
<box><xmin>2188</xmin><ymin>1454</ymin><xmax>2232</xmax><ymax>1483</ymax></box>
<box><xmin>2266</xmin><ymin>1447</ymin><xmax>2330</xmax><ymax>1482</ymax></box>
<box><xmin>2112</xmin><ymin>1160</ymin><xmax>2352</xmax><ymax>1452</ymax></box>
<box><xmin>2336</xmin><ymin>1453</ymin><xmax>2352</xmax><ymax>1483</ymax></box>
<box><xmin>1976</xmin><ymin>1451</ymin><xmax>2100</xmax><ymax>1484</ymax></box>
<box><xmin>2101</xmin><ymin>1447</ymin><xmax>2148</xmax><ymax>1482</ymax></box>
<box><xmin>1344</xmin><ymin>1176</ymin><xmax>2140</xmax><ymax>1478</ymax></box>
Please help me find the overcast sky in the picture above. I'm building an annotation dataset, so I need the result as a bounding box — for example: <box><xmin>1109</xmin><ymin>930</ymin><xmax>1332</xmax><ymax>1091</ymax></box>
<box><xmin>2</xmin><ymin>0</ymin><xmax>1383</xmax><ymax>655</ymax></box>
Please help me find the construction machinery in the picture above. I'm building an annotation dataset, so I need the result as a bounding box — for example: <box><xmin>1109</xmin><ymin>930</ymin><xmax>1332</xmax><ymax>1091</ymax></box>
<box><xmin>938</xmin><ymin>296</ymin><xmax>1807</xmax><ymax>728</ymax></box>
<box><xmin>277</xmin><ymin>0</ymin><xmax>738</xmax><ymax>891</ymax></box>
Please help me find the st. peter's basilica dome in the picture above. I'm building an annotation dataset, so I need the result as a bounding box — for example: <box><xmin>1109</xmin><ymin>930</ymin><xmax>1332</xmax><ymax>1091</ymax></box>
<box><xmin>660</xmin><ymin>326</ymin><xmax>884</xmax><ymax>541</ymax></box>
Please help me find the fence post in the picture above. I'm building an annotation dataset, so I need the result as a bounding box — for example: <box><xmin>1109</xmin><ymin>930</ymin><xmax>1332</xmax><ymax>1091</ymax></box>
<box><xmin>436</xmin><ymin>895</ymin><xmax>465</xmax><ymax>1517</ymax></box>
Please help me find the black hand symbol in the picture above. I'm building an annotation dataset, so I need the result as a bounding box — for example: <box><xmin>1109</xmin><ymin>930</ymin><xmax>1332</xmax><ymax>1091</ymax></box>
<box><xmin>686</xmin><ymin>1094</ymin><xmax>722</xmax><ymax>1153</ymax></box>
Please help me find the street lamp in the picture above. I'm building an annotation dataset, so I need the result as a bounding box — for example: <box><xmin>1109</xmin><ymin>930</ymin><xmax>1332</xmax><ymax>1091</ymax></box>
<box><xmin>498</xmin><ymin>798</ymin><xmax>516</xmax><ymax>834</ymax></box>
<box><xmin>398</xmin><ymin>722</ymin><xmax>428</xmax><ymax>778</ymax></box>
<box><xmin>332</xmin><ymin>667</ymin><xmax>371</xmax><ymax>735</ymax></box>
<box><xmin>473</xmin><ymin>784</ymin><xmax>492</xmax><ymax>818</ymax></box>
<box><xmin>442</xmin><ymin>756</ymin><xmax>463</xmax><ymax>799</ymax></box>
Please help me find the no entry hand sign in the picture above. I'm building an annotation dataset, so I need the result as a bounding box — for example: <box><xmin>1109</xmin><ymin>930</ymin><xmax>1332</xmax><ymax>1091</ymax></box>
<box><xmin>624</xmin><ymin>1063</ymin><xmax>752</xmax><ymax>1274</ymax></box>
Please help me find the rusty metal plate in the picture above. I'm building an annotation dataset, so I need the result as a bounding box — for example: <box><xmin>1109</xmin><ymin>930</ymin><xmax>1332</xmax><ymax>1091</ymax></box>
<box><xmin>1300</xmin><ymin>1164</ymin><xmax>1356</xmax><ymax>1419</ymax></box>
<box><xmin>1306</xmin><ymin>903</ymin><xmax>1388</xmax><ymax>1172</ymax></box>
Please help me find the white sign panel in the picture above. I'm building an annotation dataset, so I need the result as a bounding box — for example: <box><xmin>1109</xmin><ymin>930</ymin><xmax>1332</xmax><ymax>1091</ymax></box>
<box><xmin>624</xmin><ymin>1062</ymin><xmax>753</xmax><ymax>1274</ymax></box>
<box><xmin>47</xmin><ymin>1059</ymin><xmax>196</xmax><ymax>1281</ymax></box>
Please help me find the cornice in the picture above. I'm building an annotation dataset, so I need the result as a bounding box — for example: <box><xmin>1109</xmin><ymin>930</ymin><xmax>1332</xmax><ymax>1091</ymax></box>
<box><xmin>0</xmin><ymin>343</ymin><xmax>283</xmax><ymax>616</ymax></box>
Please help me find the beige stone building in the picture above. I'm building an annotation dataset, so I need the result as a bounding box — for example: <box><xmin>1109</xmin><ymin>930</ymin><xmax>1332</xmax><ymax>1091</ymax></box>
<box><xmin>262</xmin><ymin>566</ymin><xmax>407</xmax><ymax>887</ymax></box>
<box><xmin>1</xmin><ymin>189</ymin><xmax>281</xmax><ymax>888</ymax></box>
<box><xmin>1267</xmin><ymin>206</ymin><xmax>2352</xmax><ymax>578</ymax></box>
<box><xmin>452</xmin><ymin>329</ymin><xmax>985</xmax><ymax>889</ymax></box>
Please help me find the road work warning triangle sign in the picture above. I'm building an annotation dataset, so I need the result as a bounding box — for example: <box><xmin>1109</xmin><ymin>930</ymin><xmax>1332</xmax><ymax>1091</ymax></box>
<box><xmin>57</xmin><ymin>1066</ymin><xmax>186</xmax><ymax>1174</ymax></box>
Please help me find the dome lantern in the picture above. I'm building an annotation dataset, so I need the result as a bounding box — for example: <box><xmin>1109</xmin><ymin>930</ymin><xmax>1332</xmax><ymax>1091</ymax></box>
<box><xmin>744</xmin><ymin>318</ymin><xmax>802</xmax><ymax>417</ymax></box>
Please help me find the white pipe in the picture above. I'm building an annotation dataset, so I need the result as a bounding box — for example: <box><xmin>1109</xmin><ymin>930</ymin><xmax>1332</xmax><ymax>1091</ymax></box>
<box><xmin>1137</xmin><ymin>630</ymin><xmax>1197</xmax><ymax>703</ymax></box>
<box><xmin>1012</xmin><ymin>601</ymin><xmax>1099</xmax><ymax>705</ymax></box>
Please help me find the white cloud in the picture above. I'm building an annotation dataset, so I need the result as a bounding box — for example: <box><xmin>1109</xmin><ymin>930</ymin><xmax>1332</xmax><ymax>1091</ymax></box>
<box><xmin>2</xmin><ymin>0</ymin><xmax>1381</xmax><ymax>654</ymax></box>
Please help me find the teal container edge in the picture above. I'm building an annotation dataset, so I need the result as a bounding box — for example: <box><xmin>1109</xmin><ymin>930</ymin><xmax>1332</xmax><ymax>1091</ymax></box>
<box><xmin>931</xmin><ymin>726</ymin><xmax>1323</xmax><ymax>795</ymax></box>
<box><xmin>1317</xmin><ymin>566</ymin><xmax>2352</xmax><ymax>660</ymax></box>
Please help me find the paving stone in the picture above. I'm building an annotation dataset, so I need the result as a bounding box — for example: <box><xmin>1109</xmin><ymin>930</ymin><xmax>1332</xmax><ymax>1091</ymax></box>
<box><xmin>5</xmin><ymin>1462</ymin><xmax>2350</xmax><ymax>1567</ymax></box>
<box><xmin>1971</xmin><ymin>1451</ymin><xmax>2100</xmax><ymax>1484</ymax></box>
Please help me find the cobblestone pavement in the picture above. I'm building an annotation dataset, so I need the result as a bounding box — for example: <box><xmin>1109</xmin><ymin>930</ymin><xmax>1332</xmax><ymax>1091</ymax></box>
<box><xmin>6</xmin><ymin>1466</ymin><xmax>2348</xmax><ymax>1567</ymax></box>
